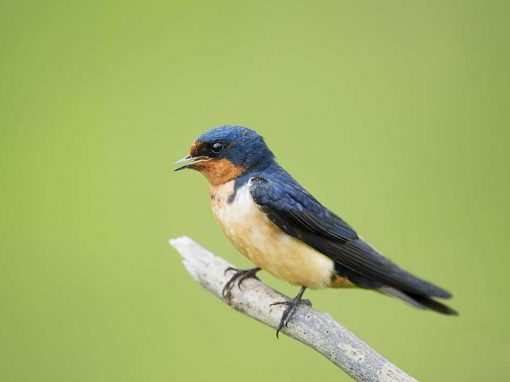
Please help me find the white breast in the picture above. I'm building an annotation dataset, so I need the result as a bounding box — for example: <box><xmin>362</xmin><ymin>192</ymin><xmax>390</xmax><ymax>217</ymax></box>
<box><xmin>210</xmin><ymin>179</ymin><xmax>335</xmax><ymax>288</ymax></box>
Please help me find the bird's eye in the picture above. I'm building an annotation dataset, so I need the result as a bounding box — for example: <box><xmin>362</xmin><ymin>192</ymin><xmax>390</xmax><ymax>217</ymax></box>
<box><xmin>210</xmin><ymin>142</ymin><xmax>224</xmax><ymax>154</ymax></box>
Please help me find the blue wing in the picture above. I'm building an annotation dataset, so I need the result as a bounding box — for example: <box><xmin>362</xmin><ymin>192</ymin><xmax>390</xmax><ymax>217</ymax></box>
<box><xmin>249</xmin><ymin>175</ymin><xmax>452</xmax><ymax>299</ymax></box>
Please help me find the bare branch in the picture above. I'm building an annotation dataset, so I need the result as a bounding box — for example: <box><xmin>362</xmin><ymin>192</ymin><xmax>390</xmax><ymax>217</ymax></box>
<box><xmin>169</xmin><ymin>236</ymin><xmax>417</xmax><ymax>382</ymax></box>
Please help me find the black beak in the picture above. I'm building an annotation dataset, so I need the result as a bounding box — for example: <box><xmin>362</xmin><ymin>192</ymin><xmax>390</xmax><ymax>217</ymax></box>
<box><xmin>173</xmin><ymin>155</ymin><xmax>209</xmax><ymax>171</ymax></box>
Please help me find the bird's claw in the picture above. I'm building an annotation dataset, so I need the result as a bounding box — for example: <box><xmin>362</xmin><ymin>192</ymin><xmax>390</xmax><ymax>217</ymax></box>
<box><xmin>270</xmin><ymin>299</ymin><xmax>311</xmax><ymax>307</ymax></box>
<box><xmin>270</xmin><ymin>287</ymin><xmax>309</xmax><ymax>338</ymax></box>
<box><xmin>222</xmin><ymin>267</ymin><xmax>261</xmax><ymax>298</ymax></box>
<box><xmin>224</xmin><ymin>267</ymin><xmax>237</xmax><ymax>276</ymax></box>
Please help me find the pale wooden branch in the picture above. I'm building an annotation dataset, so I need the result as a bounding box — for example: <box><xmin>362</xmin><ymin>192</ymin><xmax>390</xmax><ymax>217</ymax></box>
<box><xmin>169</xmin><ymin>236</ymin><xmax>417</xmax><ymax>382</ymax></box>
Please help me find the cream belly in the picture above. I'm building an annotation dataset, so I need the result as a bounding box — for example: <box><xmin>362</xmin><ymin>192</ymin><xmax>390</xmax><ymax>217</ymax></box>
<box><xmin>210</xmin><ymin>179</ymin><xmax>336</xmax><ymax>289</ymax></box>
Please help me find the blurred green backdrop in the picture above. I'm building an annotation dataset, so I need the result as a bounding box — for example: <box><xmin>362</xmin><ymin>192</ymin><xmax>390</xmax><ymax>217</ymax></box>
<box><xmin>1</xmin><ymin>1</ymin><xmax>509</xmax><ymax>381</ymax></box>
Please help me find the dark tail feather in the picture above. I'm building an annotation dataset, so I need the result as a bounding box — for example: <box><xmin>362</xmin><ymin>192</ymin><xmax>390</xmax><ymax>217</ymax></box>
<box><xmin>380</xmin><ymin>287</ymin><xmax>458</xmax><ymax>315</ymax></box>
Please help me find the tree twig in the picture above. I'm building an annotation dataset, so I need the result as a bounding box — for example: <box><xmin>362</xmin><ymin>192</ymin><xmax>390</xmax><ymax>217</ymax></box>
<box><xmin>169</xmin><ymin>236</ymin><xmax>417</xmax><ymax>382</ymax></box>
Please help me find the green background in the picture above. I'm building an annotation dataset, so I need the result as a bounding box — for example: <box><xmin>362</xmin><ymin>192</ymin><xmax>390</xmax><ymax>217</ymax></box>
<box><xmin>1</xmin><ymin>1</ymin><xmax>509</xmax><ymax>381</ymax></box>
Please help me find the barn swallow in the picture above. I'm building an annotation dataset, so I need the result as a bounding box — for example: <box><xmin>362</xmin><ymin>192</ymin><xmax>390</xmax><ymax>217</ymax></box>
<box><xmin>175</xmin><ymin>126</ymin><xmax>457</xmax><ymax>336</ymax></box>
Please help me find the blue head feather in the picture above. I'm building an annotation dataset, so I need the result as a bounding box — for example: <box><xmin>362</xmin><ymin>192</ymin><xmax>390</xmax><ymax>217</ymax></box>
<box><xmin>196</xmin><ymin>125</ymin><xmax>274</xmax><ymax>171</ymax></box>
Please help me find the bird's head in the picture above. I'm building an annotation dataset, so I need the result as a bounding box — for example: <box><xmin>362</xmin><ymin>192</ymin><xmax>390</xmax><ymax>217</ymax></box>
<box><xmin>174</xmin><ymin>126</ymin><xmax>274</xmax><ymax>185</ymax></box>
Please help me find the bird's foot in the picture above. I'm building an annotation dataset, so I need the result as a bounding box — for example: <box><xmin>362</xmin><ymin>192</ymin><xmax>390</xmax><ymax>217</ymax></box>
<box><xmin>222</xmin><ymin>267</ymin><xmax>261</xmax><ymax>298</ymax></box>
<box><xmin>270</xmin><ymin>287</ymin><xmax>310</xmax><ymax>338</ymax></box>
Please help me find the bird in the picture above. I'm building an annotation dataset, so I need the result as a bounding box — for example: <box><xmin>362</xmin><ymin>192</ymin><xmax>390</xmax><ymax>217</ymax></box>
<box><xmin>175</xmin><ymin>125</ymin><xmax>457</xmax><ymax>336</ymax></box>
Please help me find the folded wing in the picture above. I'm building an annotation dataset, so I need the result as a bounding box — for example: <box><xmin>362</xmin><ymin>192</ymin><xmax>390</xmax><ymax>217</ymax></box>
<box><xmin>249</xmin><ymin>176</ymin><xmax>452</xmax><ymax>299</ymax></box>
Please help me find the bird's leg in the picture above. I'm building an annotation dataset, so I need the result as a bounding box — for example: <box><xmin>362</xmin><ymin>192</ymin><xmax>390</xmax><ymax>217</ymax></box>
<box><xmin>270</xmin><ymin>286</ymin><xmax>311</xmax><ymax>338</ymax></box>
<box><xmin>222</xmin><ymin>267</ymin><xmax>261</xmax><ymax>298</ymax></box>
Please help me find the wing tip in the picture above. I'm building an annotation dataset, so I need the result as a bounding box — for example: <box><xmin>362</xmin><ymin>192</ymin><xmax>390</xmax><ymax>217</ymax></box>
<box><xmin>381</xmin><ymin>287</ymin><xmax>458</xmax><ymax>315</ymax></box>
<box><xmin>429</xmin><ymin>287</ymin><xmax>453</xmax><ymax>299</ymax></box>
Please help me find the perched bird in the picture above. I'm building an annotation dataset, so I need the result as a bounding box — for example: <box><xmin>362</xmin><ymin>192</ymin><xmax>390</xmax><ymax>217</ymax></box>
<box><xmin>175</xmin><ymin>126</ymin><xmax>457</xmax><ymax>336</ymax></box>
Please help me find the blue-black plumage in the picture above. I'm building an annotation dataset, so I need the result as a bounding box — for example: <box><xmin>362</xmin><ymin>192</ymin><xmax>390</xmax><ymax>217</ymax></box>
<box><xmin>175</xmin><ymin>126</ymin><xmax>457</xmax><ymax>335</ymax></box>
